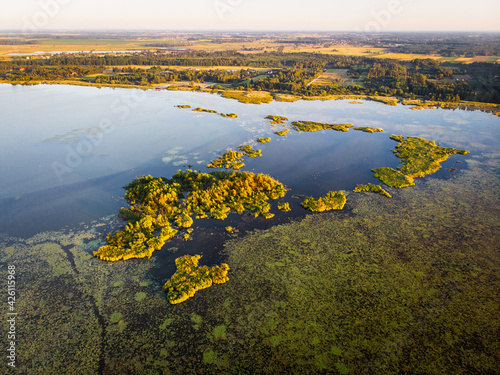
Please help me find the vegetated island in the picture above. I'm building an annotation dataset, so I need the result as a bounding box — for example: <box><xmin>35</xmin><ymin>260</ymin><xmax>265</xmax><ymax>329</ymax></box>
<box><xmin>372</xmin><ymin>136</ymin><xmax>470</xmax><ymax>188</ymax></box>
<box><xmin>206</xmin><ymin>145</ymin><xmax>262</xmax><ymax>170</ymax></box>
<box><xmin>176</xmin><ymin>104</ymin><xmax>192</xmax><ymax>109</ymax></box>
<box><xmin>354</xmin><ymin>184</ymin><xmax>392</xmax><ymax>198</ymax></box>
<box><xmin>265</xmin><ymin>115</ymin><xmax>289</xmax><ymax>124</ymax></box>
<box><xmin>301</xmin><ymin>191</ymin><xmax>347</xmax><ymax>212</ymax></box>
<box><xmin>354</xmin><ymin>127</ymin><xmax>384</xmax><ymax>133</ymax></box>
<box><xmin>291</xmin><ymin>121</ymin><xmax>354</xmax><ymax>132</ymax></box>
<box><xmin>163</xmin><ymin>255</ymin><xmax>229</xmax><ymax>305</ymax></box>
<box><xmin>257</xmin><ymin>137</ymin><xmax>271</xmax><ymax>144</ymax></box>
<box><xmin>192</xmin><ymin>107</ymin><xmax>218</xmax><ymax>113</ymax></box>
<box><xmin>274</xmin><ymin>129</ymin><xmax>290</xmax><ymax>136</ymax></box>
<box><xmin>220</xmin><ymin>113</ymin><xmax>238</xmax><ymax>118</ymax></box>
<box><xmin>93</xmin><ymin>170</ymin><xmax>286</xmax><ymax>261</ymax></box>
<box><xmin>277</xmin><ymin>202</ymin><xmax>291</xmax><ymax>212</ymax></box>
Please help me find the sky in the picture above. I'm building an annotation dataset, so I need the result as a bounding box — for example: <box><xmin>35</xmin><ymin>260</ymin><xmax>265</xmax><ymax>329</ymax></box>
<box><xmin>1</xmin><ymin>0</ymin><xmax>500</xmax><ymax>32</ymax></box>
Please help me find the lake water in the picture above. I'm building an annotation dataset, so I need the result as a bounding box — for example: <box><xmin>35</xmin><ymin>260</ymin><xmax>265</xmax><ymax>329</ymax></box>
<box><xmin>0</xmin><ymin>84</ymin><xmax>498</xmax><ymax>374</ymax></box>
<box><xmin>1</xmin><ymin>84</ymin><xmax>497</xmax><ymax>237</ymax></box>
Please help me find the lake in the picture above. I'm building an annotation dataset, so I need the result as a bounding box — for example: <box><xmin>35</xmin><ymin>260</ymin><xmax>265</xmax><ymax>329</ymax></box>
<box><xmin>0</xmin><ymin>84</ymin><xmax>498</xmax><ymax>374</ymax></box>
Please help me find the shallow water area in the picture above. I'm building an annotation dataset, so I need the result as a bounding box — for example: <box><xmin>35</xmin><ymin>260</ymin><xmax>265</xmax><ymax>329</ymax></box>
<box><xmin>0</xmin><ymin>83</ymin><xmax>499</xmax><ymax>374</ymax></box>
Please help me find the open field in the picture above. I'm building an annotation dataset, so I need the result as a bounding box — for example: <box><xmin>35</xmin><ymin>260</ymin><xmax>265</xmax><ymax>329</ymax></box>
<box><xmin>312</xmin><ymin>69</ymin><xmax>363</xmax><ymax>87</ymax></box>
<box><xmin>1</xmin><ymin>37</ymin><xmax>498</xmax><ymax>65</ymax></box>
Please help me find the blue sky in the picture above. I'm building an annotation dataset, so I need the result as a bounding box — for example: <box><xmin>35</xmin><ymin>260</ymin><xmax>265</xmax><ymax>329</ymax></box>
<box><xmin>2</xmin><ymin>0</ymin><xmax>500</xmax><ymax>32</ymax></box>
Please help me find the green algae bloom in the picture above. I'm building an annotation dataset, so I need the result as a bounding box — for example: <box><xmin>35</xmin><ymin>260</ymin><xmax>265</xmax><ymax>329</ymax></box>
<box><xmin>274</xmin><ymin>129</ymin><xmax>290</xmax><ymax>136</ymax></box>
<box><xmin>94</xmin><ymin>170</ymin><xmax>286</xmax><ymax>261</ymax></box>
<box><xmin>354</xmin><ymin>127</ymin><xmax>383</xmax><ymax>133</ymax></box>
<box><xmin>266</xmin><ymin>115</ymin><xmax>289</xmax><ymax>124</ymax></box>
<box><xmin>220</xmin><ymin>113</ymin><xmax>238</xmax><ymax>118</ymax></box>
<box><xmin>192</xmin><ymin>107</ymin><xmax>218</xmax><ymax>113</ymax></box>
<box><xmin>257</xmin><ymin>137</ymin><xmax>271</xmax><ymax>144</ymax></box>
<box><xmin>175</xmin><ymin>104</ymin><xmax>192</xmax><ymax>109</ymax></box>
<box><xmin>372</xmin><ymin>168</ymin><xmax>415</xmax><ymax>189</ymax></box>
<box><xmin>277</xmin><ymin>202</ymin><xmax>291</xmax><ymax>212</ymax></box>
<box><xmin>291</xmin><ymin>121</ymin><xmax>353</xmax><ymax>132</ymax></box>
<box><xmin>162</xmin><ymin>255</ymin><xmax>230</xmax><ymax>305</ymax></box>
<box><xmin>301</xmin><ymin>191</ymin><xmax>347</xmax><ymax>212</ymax></box>
<box><xmin>353</xmin><ymin>184</ymin><xmax>392</xmax><ymax>198</ymax></box>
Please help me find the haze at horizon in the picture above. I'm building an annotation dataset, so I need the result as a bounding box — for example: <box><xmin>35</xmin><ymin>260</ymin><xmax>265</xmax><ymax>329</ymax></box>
<box><xmin>1</xmin><ymin>0</ymin><xmax>500</xmax><ymax>33</ymax></box>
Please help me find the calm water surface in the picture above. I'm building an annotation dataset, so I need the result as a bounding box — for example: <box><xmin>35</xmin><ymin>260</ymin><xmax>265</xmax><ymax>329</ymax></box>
<box><xmin>1</xmin><ymin>84</ymin><xmax>497</xmax><ymax>237</ymax></box>
<box><xmin>1</xmin><ymin>84</ymin><xmax>499</xmax><ymax>374</ymax></box>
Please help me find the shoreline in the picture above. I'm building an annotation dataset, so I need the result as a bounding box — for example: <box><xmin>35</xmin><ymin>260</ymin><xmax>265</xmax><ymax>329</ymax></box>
<box><xmin>1</xmin><ymin>79</ymin><xmax>499</xmax><ymax>114</ymax></box>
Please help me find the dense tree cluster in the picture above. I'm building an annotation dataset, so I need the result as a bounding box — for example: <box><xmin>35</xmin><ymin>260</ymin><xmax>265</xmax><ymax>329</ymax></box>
<box><xmin>1</xmin><ymin>51</ymin><xmax>498</xmax><ymax>103</ymax></box>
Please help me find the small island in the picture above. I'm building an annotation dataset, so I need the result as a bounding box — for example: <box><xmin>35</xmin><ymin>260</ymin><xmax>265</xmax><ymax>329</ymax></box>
<box><xmin>257</xmin><ymin>137</ymin><xmax>271</xmax><ymax>144</ymax></box>
<box><xmin>354</xmin><ymin>127</ymin><xmax>384</xmax><ymax>133</ymax></box>
<box><xmin>291</xmin><ymin>121</ymin><xmax>353</xmax><ymax>132</ymax></box>
<box><xmin>163</xmin><ymin>255</ymin><xmax>230</xmax><ymax>305</ymax></box>
<box><xmin>207</xmin><ymin>145</ymin><xmax>262</xmax><ymax>170</ymax></box>
<box><xmin>277</xmin><ymin>202</ymin><xmax>291</xmax><ymax>211</ymax></box>
<box><xmin>301</xmin><ymin>191</ymin><xmax>347</xmax><ymax>212</ymax></box>
<box><xmin>274</xmin><ymin>129</ymin><xmax>290</xmax><ymax>136</ymax></box>
<box><xmin>192</xmin><ymin>107</ymin><xmax>218</xmax><ymax>113</ymax></box>
<box><xmin>353</xmin><ymin>184</ymin><xmax>392</xmax><ymax>198</ymax></box>
<box><xmin>266</xmin><ymin>115</ymin><xmax>289</xmax><ymax>124</ymax></box>
<box><xmin>175</xmin><ymin>105</ymin><xmax>192</xmax><ymax>109</ymax></box>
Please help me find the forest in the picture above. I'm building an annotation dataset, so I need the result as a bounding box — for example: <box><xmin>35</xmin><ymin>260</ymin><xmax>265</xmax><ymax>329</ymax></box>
<box><xmin>1</xmin><ymin>50</ymin><xmax>499</xmax><ymax>103</ymax></box>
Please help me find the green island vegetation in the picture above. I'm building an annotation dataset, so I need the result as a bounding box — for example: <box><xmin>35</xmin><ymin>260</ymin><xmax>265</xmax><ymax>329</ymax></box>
<box><xmin>265</xmin><ymin>115</ymin><xmax>289</xmax><ymax>124</ymax></box>
<box><xmin>193</xmin><ymin>107</ymin><xmax>218</xmax><ymax>113</ymax></box>
<box><xmin>373</xmin><ymin>136</ymin><xmax>470</xmax><ymax>188</ymax></box>
<box><xmin>221</xmin><ymin>90</ymin><xmax>273</xmax><ymax>104</ymax></box>
<box><xmin>207</xmin><ymin>145</ymin><xmax>262</xmax><ymax>170</ymax></box>
<box><xmin>162</xmin><ymin>255</ymin><xmax>230</xmax><ymax>305</ymax></box>
<box><xmin>277</xmin><ymin>202</ymin><xmax>291</xmax><ymax>212</ymax></box>
<box><xmin>395</xmin><ymin>137</ymin><xmax>470</xmax><ymax>178</ymax></box>
<box><xmin>390</xmin><ymin>134</ymin><xmax>405</xmax><ymax>142</ymax></box>
<box><xmin>354</xmin><ymin>126</ymin><xmax>384</xmax><ymax>133</ymax></box>
<box><xmin>207</xmin><ymin>150</ymin><xmax>246</xmax><ymax>170</ymax></box>
<box><xmin>274</xmin><ymin>129</ymin><xmax>290</xmax><ymax>136</ymax></box>
<box><xmin>301</xmin><ymin>191</ymin><xmax>347</xmax><ymax>212</ymax></box>
<box><xmin>354</xmin><ymin>184</ymin><xmax>392</xmax><ymax>198</ymax></box>
<box><xmin>257</xmin><ymin>137</ymin><xmax>271</xmax><ymax>144</ymax></box>
<box><xmin>93</xmin><ymin>170</ymin><xmax>286</xmax><ymax>261</ymax></box>
<box><xmin>220</xmin><ymin>113</ymin><xmax>238</xmax><ymax>118</ymax></box>
<box><xmin>175</xmin><ymin>104</ymin><xmax>192</xmax><ymax>109</ymax></box>
<box><xmin>238</xmin><ymin>145</ymin><xmax>262</xmax><ymax>158</ymax></box>
<box><xmin>291</xmin><ymin>121</ymin><xmax>354</xmax><ymax>132</ymax></box>
<box><xmin>225</xmin><ymin>226</ymin><xmax>234</xmax><ymax>233</ymax></box>
<box><xmin>372</xmin><ymin>168</ymin><xmax>415</xmax><ymax>188</ymax></box>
